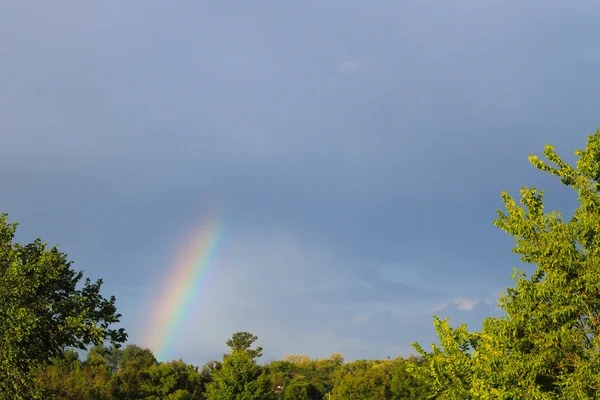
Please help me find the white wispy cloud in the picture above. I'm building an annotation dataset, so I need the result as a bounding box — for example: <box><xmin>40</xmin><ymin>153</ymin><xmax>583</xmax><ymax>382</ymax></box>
<box><xmin>453</xmin><ymin>298</ymin><xmax>479</xmax><ymax>311</ymax></box>
<box><xmin>431</xmin><ymin>303</ymin><xmax>448</xmax><ymax>312</ymax></box>
<box><xmin>339</xmin><ymin>61</ymin><xmax>361</xmax><ymax>73</ymax></box>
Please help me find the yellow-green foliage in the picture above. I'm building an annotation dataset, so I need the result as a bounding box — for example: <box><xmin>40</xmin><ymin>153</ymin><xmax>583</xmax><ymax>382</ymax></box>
<box><xmin>411</xmin><ymin>128</ymin><xmax>600</xmax><ymax>399</ymax></box>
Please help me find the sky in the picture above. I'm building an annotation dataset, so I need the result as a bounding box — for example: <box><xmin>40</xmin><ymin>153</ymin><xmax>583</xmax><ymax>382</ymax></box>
<box><xmin>1</xmin><ymin>0</ymin><xmax>599</xmax><ymax>365</ymax></box>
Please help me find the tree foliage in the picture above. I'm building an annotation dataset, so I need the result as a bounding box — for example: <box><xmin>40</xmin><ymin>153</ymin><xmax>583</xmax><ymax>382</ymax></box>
<box><xmin>331</xmin><ymin>357</ymin><xmax>432</xmax><ymax>400</ymax></box>
<box><xmin>0</xmin><ymin>213</ymin><xmax>127</xmax><ymax>399</ymax></box>
<box><xmin>411</xmin><ymin>128</ymin><xmax>600</xmax><ymax>398</ymax></box>
<box><xmin>226</xmin><ymin>331</ymin><xmax>263</xmax><ymax>359</ymax></box>
<box><xmin>205</xmin><ymin>349</ymin><xmax>273</xmax><ymax>400</ymax></box>
<box><xmin>30</xmin><ymin>331</ymin><xmax>433</xmax><ymax>399</ymax></box>
<box><xmin>36</xmin><ymin>344</ymin><xmax>208</xmax><ymax>399</ymax></box>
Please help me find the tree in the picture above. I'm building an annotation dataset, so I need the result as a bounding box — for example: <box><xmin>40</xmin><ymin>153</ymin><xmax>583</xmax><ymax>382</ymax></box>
<box><xmin>110</xmin><ymin>345</ymin><xmax>157</xmax><ymax>399</ymax></box>
<box><xmin>329</xmin><ymin>352</ymin><xmax>345</xmax><ymax>366</ymax></box>
<box><xmin>226</xmin><ymin>331</ymin><xmax>263</xmax><ymax>359</ymax></box>
<box><xmin>331</xmin><ymin>360</ymin><xmax>392</xmax><ymax>399</ymax></box>
<box><xmin>165</xmin><ymin>389</ymin><xmax>194</xmax><ymax>400</ymax></box>
<box><xmin>145</xmin><ymin>359</ymin><xmax>206</xmax><ymax>399</ymax></box>
<box><xmin>388</xmin><ymin>357</ymin><xmax>434</xmax><ymax>400</ymax></box>
<box><xmin>35</xmin><ymin>350</ymin><xmax>88</xmax><ymax>400</ymax></box>
<box><xmin>283</xmin><ymin>353</ymin><xmax>311</xmax><ymax>366</ymax></box>
<box><xmin>87</xmin><ymin>344</ymin><xmax>123</xmax><ymax>373</ymax></box>
<box><xmin>284</xmin><ymin>380</ymin><xmax>325</xmax><ymax>400</ymax></box>
<box><xmin>205</xmin><ymin>350</ymin><xmax>274</xmax><ymax>400</ymax></box>
<box><xmin>0</xmin><ymin>213</ymin><xmax>127</xmax><ymax>399</ymax></box>
<box><xmin>411</xmin><ymin>128</ymin><xmax>600</xmax><ymax>398</ymax></box>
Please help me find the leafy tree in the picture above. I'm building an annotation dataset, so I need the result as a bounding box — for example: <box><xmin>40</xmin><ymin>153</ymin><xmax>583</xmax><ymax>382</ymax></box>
<box><xmin>226</xmin><ymin>331</ymin><xmax>263</xmax><ymax>359</ymax></box>
<box><xmin>284</xmin><ymin>380</ymin><xmax>325</xmax><ymax>400</ymax></box>
<box><xmin>36</xmin><ymin>345</ymin><xmax>208</xmax><ymax>400</ymax></box>
<box><xmin>35</xmin><ymin>350</ymin><xmax>88</xmax><ymax>399</ymax></box>
<box><xmin>83</xmin><ymin>363</ymin><xmax>113</xmax><ymax>400</ymax></box>
<box><xmin>411</xmin><ymin>128</ymin><xmax>600</xmax><ymax>398</ymax></box>
<box><xmin>329</xmin><ymin>357</ymin><xmax>431</xmax><ymax>400</ymax></box>
<box><xmin>145</xmin><ymin>359</ymin><xmax>206</xmax><ymax>399</ymax></box>
<box><xmin>265</xmin><ymin>360</ymin><xmax>295</xmax><ymax>397</ymax></box>
<box><xmin>389</xmin><ymin>357</ymin><xmax>433</xmax><ymax>400</ymax></box>
<box><xmin>87</xmin><ymin>344</ymin><xmax>123</xmax><ymax>373</ymax></box>
<box><xmin>268</xmin><ymin>360</ymin><xmax>297</xmax><ymax>375</ymax></box>
<box><xmin>110</xmin><ymin>344</ymin><xmax>157</xmax><ymax>399</ymax></box>
<box><xmin>205</xmin><ymin>350</ymin><xmax>274</xmax><ymax>400</ymax></box>
<box><xmin>283</xmin><ymin>353</ymin><xmax>312</xmax><ymax>366</ymax></box>
<box><xmin>165</xmin><ymin>389</ymin><xmax>194</xmax><ymax>400</ymax></box>
<box><xmin>201</xmin><ymin>359</ymin><xmax>223</xmax><ymax>376</ymax></box>
<box><xmin>0</xmin><ymin>213</ymin><xmax>127</xmax><ymax>399</ymax></box>
<box><xmin>329</xmin><ymin>352</ymin><xmax>345</xmax><ymax>366</ymax></box>
<box><xmin>332</xmin><ymin>360</ymin><xmax>392</xmax><ymax>399</ymax></box>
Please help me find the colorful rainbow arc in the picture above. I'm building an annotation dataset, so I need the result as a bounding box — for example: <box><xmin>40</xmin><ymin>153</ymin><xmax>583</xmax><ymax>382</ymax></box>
<box><xmin>144</xmin><ymin>219</ymin><xmax>223</xmax><ymax>361</ymax></box>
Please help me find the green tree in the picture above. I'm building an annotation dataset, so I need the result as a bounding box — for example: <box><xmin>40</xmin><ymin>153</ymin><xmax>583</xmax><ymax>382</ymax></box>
<box><xmin>145</xmin><ymin>359</ymin><xmax>206</xmax><ymax>399</ymax></box>
<box><xmin>329</xmin><ymin>352</ymin><xmax>345</xmax><ymax>366</ymax></box>
<box><xmin>388</xmin><ymin>356</ymin><xmax>434</xmax><ymax>400</ymax></box>
<box><xmin>165</xmin><ymin>389</ymin><xmax>194</xmax><ymax>400</ymax></box>
<box><xmin>332</xmin><ymin>360</ymin><xmax>392</xmax><ymax>400</ymax></box>
<box><xmin>226</xmin><ymin>331</ymin><xmax>263</xmax><ymax>359</ymax></box>
<box><xmin>202</xmin><ymin>359</ymin><xmax>223</xmax><ymax>376</ymax></box>
<box><xmin>284</xmin><ymin>380</ymin><xmax>325</xmax><ymax>400</ymax></box>
<box><xmin>205</xmin><ymin>350</ymin><xmax>274</xmax><ymax>400</ymax></box>
<box><xmin>411</xmin><ymin>128</ymin><xmax>600</xmax><ymax>398</ymax></box>
<box><xmin>35</xmin><ymin>350</ymin><xmax>88</xmax><ymax>399</ymax></box>
<box><xmin>0</xmin><ymin>213</ymin><xmax>127</xmax><ymax>399</ymax></box>
<box><xmin>110</xmin><ymin>345</ymin><xmax>157</xmax><ymax>399</ymax></box>
<box><xmin>87</xmin><ymin>344</ymin><xmax>123</xmax><ymax>373</ymax></box>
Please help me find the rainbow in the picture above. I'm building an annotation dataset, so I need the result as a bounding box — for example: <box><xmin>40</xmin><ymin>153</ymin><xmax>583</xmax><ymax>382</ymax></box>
<box><xmin>144</xmin><ymin>218</ymin><xmax>224</xmax><ymax>361</ymax></box>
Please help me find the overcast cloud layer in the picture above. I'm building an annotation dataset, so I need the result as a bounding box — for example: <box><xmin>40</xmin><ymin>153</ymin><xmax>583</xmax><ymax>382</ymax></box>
<box><xmin>1</xmin><ymin>0</ymin><xmax>599</xmax><ymax>364</ymax></box>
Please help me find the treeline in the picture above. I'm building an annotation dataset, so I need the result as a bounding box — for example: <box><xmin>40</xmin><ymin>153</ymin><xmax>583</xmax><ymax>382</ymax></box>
<box><xmin>34</xmin><ymin>332</ymin><xmax>434</xmax><ymax>399</ymax></box>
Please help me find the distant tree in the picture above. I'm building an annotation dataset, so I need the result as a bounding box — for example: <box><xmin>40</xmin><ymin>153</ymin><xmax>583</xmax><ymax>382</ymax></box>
<box><xmin>87</xmin><ymin>344</ymin><xmax>123</xmax><ymax>373</ymax></box>
<box><xmin>205</xmin><ymin>350</ymin><xmax>274</xmax><ymax>400</ymax></box>
<box><xmin>165</xmin><ymin>389</ymin><xmax>194</xmax><ymax>400</ymax></box>
<box><xmin>226</xmin><ymin>332</ymin><xmax>263</xmax><ymax>359</ymax></box>
<box><xmin>138</xmin><ymin>359</ymin><xmax>206</xmax><ymax>399</ymax></box>
<box><xmin>119</xmin><ymin>344</ymin><xmax>157</xmax><ymax>370</ymax></box>
<box><xmin>329</xmin><ymin>353</ymin><xmax>345</xmax><ymax>366</ymax></box>
<box><xmin>0</xmin><ymin>213</ymin><xmax>127</xmax><ymax>399</ymax></box>
<box><xmin>202</xmin><ymin>360</ymin><xmax>223</xmax><ymax>374</ymax></box>
<box><xmin>268</xmin><ymin>360</ymin><xmax>296</xmax><ymax>375</ymax></box>
<box><xmin>411</xmin><ymin>128</ymin><xmax>600</xmax><ymax>397</ymax></box>
<box><xmin>35</xmin><ymin>350</ymin><xmax>88</xmax><ymax>399</ymax></box>
<box><xmin>200</xmin><ymin>359</ymin><xmax>223</xmax><ymax>386</ymax></box>
<box><xmin>110</xmin><ymin>345</ymin><xmax>157</xmax><ymax>399</ymax></box>
<box><xmin>283</xmin><ymin>353</ymin><xmax>311</xmax><ymax>366</ymax></box>
<box><xmin>332</xmin><ymin>360</ymin><xmax>393</xmax><ymax>399</ymax></box>
<box><xmin>389</xmin><ymin>357</ymin><xmax>434</xmax><ymax>400</ymax></box>
<box><xmin>284</xmin><ymin>380</ymin><xmax>325</xmax><ymax>400</ymax></box>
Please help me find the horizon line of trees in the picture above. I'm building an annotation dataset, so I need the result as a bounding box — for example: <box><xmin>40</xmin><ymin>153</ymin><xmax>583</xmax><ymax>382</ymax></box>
<box><xmin>34</xmin><ymin>331</ymin><xmax>433</xmax><ymax>399</ymax></box>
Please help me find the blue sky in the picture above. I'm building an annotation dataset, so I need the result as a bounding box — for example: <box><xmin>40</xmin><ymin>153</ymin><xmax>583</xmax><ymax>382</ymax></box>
<box><xmin>1</xmin><ymin>0</ymin><xmax>599</xmax><ymax>365</ymax></box>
